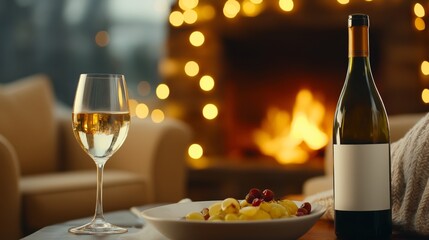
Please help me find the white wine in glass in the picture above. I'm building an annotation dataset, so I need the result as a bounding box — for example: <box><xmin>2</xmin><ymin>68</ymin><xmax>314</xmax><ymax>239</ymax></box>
<box><xmin>69</xmin><ymin>74</ymin><xmax>130</xmax><ymax>234</ymax></box>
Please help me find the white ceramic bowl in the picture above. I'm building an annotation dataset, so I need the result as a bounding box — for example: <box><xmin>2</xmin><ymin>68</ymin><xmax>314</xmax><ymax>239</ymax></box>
<box><xmin>140</xmin><ymin>200</ymin><xmax>326</xmax><ymax>240</ymax></box>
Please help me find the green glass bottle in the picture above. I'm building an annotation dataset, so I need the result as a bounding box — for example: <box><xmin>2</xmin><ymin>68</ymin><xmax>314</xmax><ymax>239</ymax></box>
<box><xmin>333</xmin><ymin>14</ymin><xmax>392</xmax><ymax>239</ymax></box>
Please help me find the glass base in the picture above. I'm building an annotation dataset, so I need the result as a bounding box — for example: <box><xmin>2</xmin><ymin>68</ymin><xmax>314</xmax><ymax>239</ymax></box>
<box><xmin>69</xmin><ymin>219</ymin><xmax>128</xmax><ymax>235</ymax></box>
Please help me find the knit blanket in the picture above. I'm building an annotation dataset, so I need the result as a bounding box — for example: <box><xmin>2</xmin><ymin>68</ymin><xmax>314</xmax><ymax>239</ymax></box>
<box><xmin>305</xmin><ymin>112</ymin><xmax>429</xmax><ymax>235</ymax></box>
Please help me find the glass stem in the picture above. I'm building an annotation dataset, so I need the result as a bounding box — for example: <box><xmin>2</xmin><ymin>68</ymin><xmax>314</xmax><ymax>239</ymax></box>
<box><xmin>94</xmin><ymin>162</ymin><xmax>106</xmax><ymax>222</ymax></box>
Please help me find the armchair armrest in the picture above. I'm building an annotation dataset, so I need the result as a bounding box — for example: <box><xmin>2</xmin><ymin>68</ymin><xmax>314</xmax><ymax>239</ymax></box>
<box><xmin>0</xmin><ymin>135</ymin><xmax>21</xmax><ymax>239</ymax></box>
<box><xmin>110</xmin><ymin>117</ymin><xmax>192</xmax><ymax>203</ymax></box>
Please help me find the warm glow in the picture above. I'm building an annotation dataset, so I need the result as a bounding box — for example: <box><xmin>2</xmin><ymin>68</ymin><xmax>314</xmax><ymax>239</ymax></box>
<box><xmin>414</xmin><ymin>3</ymin><xmax>425</xmax><ymax>17</ymax></box>
<box><xmin>156</xmin><ymin>84</ymin><xmax>170</xmax><ymax>100</ymax></box>
<box><xmin>202</xmin><ymin>103</ymin><xmax>218</xmax><ymax>120</ymax></box>
<box><xmin>279</xmin><ymin>0</ymin><xmax>294</xmax><ymax>12</ymax></box>
<box><xmin>179</xmin><ymin>0</ymin><xmax>199</xmax><ymax>10</ymax></box>
<box><xmin>415</xmin><ymin>17</ymin><xmax>426</xmax><ymax>31</ymax></box>
<box><xmin>242</xmin><ymin>0</ymin><xmax>263</xmax><ymax>17</ymax></box>
<box><xmin>185</xmin><ymin>61</ymin><xmax>200</xmax><ymax>77</ymax></box>
<box><xmin>188</xmin><ymin>143</ymin><xmax>204</xmax><ymax>159</ymax></box>
<box><xmin>223</xmin><ymin>0</ymin><xmax>240</xmax><ymax>18</ymax></box>
<box><xmin>422</xmin><ymin>89</ymin><xmax>429</xmax><ymax>103</ymax></box>
<box><xmin>169</xmin><ymin>11</ymin><xmax>184</xmax><ymax>27</ymax></box>
<box><xmin>421</xmin><ymin>61</ymin><xmax>429</xmax><ymax>75</ymax></box>
<box><xmin>337</xmin><ymin>0</ymin><xmax>349</xmax><ymax>4</ymax></box>
<box><xmin>250</xmin><ymin>0</ymin><xmax>263</xmax><ymax>4</ymax></box>
<box><xmin>183</xmin><ymin>9</ymin><xmax>198</xmax><ymax>24</ymax></box>
<box><xmin>136</xmin><ymin>103</ymin><xmax>149</xmax><ymax>119</ymax></box>
<box><xmin>253</xmin><ymin>89</ymin><xmax>328</xmax><ymax>164</ymax></box>
<box><xmin>129</xmin><ymin>99</ymin><xmax>138</xmax><ymax>117</ymax></box>
<box><xmin>151</xmin><ymin>109</ymin><xmax>165</xmax><ymax>123</ymax></box>
<box><xmin>200</xmin><ymin>75</ymin><xmax>215</xmax><ymax>91</ymax></box>
<box><xmin>189</xmin><ymin>31</ymin><xmax>205</xmax><ymax>47</ymax></box>
<box><xmin>95</xmin><ymin>31</ymin><xmax>109</xmax><ymax>47</ymax></box>
<box><xmin>198</xmin><ymin>4</ymin><xmax>216</xmax><ymax>21</ymax></box>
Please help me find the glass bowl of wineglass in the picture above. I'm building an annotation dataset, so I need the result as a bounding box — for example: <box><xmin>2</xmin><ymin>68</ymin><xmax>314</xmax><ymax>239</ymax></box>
<box><xmin>69</xmin><ymin>73</ymin><xmax>130</xmax><ymax>234</ymax></box>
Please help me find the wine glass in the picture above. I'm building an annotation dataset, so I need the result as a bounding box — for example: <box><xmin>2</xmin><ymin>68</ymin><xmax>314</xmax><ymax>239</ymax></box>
<box><xmin>69</xmin><ymin>74</ymin><xmax>130</xmax><ymax>234</ymax></box>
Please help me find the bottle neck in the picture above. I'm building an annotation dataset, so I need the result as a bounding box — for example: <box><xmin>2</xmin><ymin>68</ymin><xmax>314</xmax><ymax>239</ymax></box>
<box><xmin>348</xmin><ymin>26</ymin><xmax>369</xmax><ymax>57</ymax></box>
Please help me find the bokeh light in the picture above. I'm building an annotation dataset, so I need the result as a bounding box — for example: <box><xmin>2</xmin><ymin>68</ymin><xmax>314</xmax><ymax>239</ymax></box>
<box><xmin>279</xmin><ymin>0</ymin><xmax>294</xmax><ymax>12</ymax></box>
<box><xmin>421</xmin><ymin>61</ymin><xmax>429</xmax><ymax>75</ymax></box>
<box><xmin>185</xmin><ymin>61</ymin><xmax>200</xmax><ymax>77</ymax></box>
<box><xmin>223</xmin><ymin>0</ymin><xmax>240</xmax><ymax>18</ymax></box>
<box><xmin>156</xmin><ymin>84</ymin><xmax>170</xmax><ymax>99</ymax></box>
<box><xmin>151</xmin><ymin>109</ymin><xmax>165</xmax><ymax>123</ymax></box>
<box><xmin>188</xmin><ymin>143</ymin><xmax>203</xmax><ymax>159</ymax></box>
<box><xmin>414</xmin><ymin>3</ymin><xmax>425</xmax><ymax>17</ymax></box>
<box><xmin>189</xmin><ymin>31</ymin><xmax>205</xmax><ymax>47</ymax></box>
<box><xmin>95</xmin><ymin>31</ymin><xmax>109</xmax><ymax>47</ymax></box>
<box><xmin>202</xmin><ymin>103</ymin><xmax>218</xmax><ymax>120</ymax></box>
<box><xmin>415</xmin><ymin>17</ymin><xmax>426</xmax><ymax>31</ymax></box>
<box><xmin>169</xmin><ymin>11</ymin><xmax>184</xmax><ymax>27</ymax></box>
<box><xmin>199</xmin><ymin>75</ymin><xmax>215</xmax><ymax>91</ymax></box>
<box><xmin>422</xmin><ymin>89</ymin><xmax>429</xmax><ymax>103</ymax></box>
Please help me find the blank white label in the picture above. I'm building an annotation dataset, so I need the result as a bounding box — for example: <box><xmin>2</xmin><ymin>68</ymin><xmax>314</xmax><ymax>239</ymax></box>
<box><xmin>334</xmin><ymin>144</ymin><xmax>391</xmax><ymax>211</ymax></box>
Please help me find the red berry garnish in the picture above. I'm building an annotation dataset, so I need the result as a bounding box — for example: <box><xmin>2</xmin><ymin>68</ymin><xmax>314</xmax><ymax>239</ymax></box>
<box><xmin>245</xmin><ymin>193</ymin><xmax>255</xmax><ymax>204</ymax></box>
<box><xmin>301</xmin><ymin>202</ymin><xmax>311</xmax><ymax>213</ymax></box>
<box><xmin>248</xmin><ymin>188</ymin><xmax>262</xmax><ymax>199</ymax></box>
<box><xmin>201</xmin><ymin>208</ymin><xmax>210</xmax><ymax>220</ymax></box>
<box><xmin>296</xmin><ymin>211</ymin><xmax>305</xmax><ymax>217</ymax></box>
<box><xmin>262</xmin><ymin>189</ymin><xmax>274</xmax><ymax>202</ymax></box>
<box><xmin>252</xmin><ymin>198</ymin><xmax>263</xmax><ymax>206</ymax></box>
<box><xmin>296</xmin><ymin>207</ymin><xmax>309</xmax><ymax>216</ymax></box>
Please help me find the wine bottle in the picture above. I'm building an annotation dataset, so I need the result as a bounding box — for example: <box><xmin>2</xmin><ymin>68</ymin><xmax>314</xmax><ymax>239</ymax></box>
<box><xmin>333</xmin><ymin>14</ymin><xmax>392</xmax><ymax>239</ymax></box>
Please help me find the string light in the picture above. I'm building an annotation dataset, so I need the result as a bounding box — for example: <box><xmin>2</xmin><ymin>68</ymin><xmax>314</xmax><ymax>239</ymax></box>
<box><xmin>185</xmin><ymin>61</ymin><xmax>200</xmax><ymax>77</ymax></box>
<box><xmin>415</xmin><ymin>17</ymin><xmax>426</xmax><ymax>31</ymax></box>
<box><xmin>422</xmin><ymin>89</ymin><xmax>429</xmax><ymax>103</ymax></box>
<box><xmin>156</xmin><ymin>84</ymin><xmax>170</xmax><ymax>100</ymax></box>
<box><xmin>179</xmin><ymin>0</ymin><xmax>199</xmax><ymax>10</ymax></box>
<box><xmin>414</xmin><ymin>3</ymin><xmax>425</xmax><ymax>17</ymax></box>
<box><xmin>279</xmin><ymin>0</ymin><xmax>294</xmax><ymax>12</ymax></box>
<box><xmin>151</xmin><ymin>109</ymin><xmax>165</xmax><ymax>123</ymax></box>
<box><xmin>421</xmin><ymin>61</ymin><xmax>429</xmax><ymax>75</ymax></box>
<box><xmin>242</xmin><ymin>0</ymin><xmax>262</xmax><ymax>17</ymax></box>
<box><xmin>136</xmin><ymin>103</ymin><xmax>149</xmax><ymax>119</ymax></box>
<box><xmin>199</xmin><ymin>75</ymin><xmax>215</xmax><ymax>91</ymax></box>
<box><xmin>223</xmin><ymin>0</ymin><xmax>240</xmax><ymax>18</ymax></box>
<box><xmin>183</xmin><ymin>9</ymin><xmax>198</xmax><ymax>24</ymax></box>
<box><xmin>337</xmin><ymin>0</ymin><xmax>349</xmax><ymax>5</ymax></box>
<box><xmin>188</xmin><ymin>143</ymin><xmax>204</xmax><ymax>159</ymax></box>
<box><xmin>169</xmin><ymin>11</ymin><xmax>184</xmax><ymax>27</ymax></box>
<box><xmin>189</xmin><ymin>31</ymin><xmax>205</xmax><ymax>47</ymax></box>
<box><xmin>202</xmin><ymin>103</ymin><xmax>218</xmax><ymax>120</ymax></box>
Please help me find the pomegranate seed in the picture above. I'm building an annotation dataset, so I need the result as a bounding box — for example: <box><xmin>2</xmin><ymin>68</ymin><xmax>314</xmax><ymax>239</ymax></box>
<box><xmin>252</xmin><ymin>198</ymin><xmax>263</xmax><ymax>206</ymax></box>
<box><xmin>262</xmin><ymin>189</ymin><xmax>274</xmax><ymax>202</ymax></box>
<box><xmin>248</xmin><ymin>188</ymin><xmax>262</xmax><ymax>199</ymax></box>
<box><xmin>301</xmin><ymin>202</ymin><xmax>312</xmax><ymax>213</ymax></box>
<box><xmin>296</xmin><ymin>207</ymin><xmax>309</xmax><ymax>216</ymax></box>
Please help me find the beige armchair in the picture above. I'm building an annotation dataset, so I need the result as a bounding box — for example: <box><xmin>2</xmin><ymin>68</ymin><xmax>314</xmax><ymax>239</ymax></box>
<box><xmin>0</xmin><ymin>75</ymin><xmax>192</xmax><ymax>239</ymax></box>
<box><xmin>303</xmin><ymin>112</ymin><xmax>426</xmax><ymax>196</ymax></box>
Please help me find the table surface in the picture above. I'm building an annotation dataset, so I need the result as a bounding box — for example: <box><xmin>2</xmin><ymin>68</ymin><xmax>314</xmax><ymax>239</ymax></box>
<box><xmin>22</xmin><ymin>205</ymin><xmax>428</xmax><ymax>240</ymax></box>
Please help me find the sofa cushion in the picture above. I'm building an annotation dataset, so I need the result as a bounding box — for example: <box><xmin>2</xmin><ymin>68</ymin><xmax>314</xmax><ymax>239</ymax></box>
<box><xmin>20</xmin><ymin>169</ymin><xmax>147</xmax><ymax>232</ymax></box>
<box><xmin>0</xmin><ymin>75</ymin><xmax>57</xmax><ymax>175</ymax></box>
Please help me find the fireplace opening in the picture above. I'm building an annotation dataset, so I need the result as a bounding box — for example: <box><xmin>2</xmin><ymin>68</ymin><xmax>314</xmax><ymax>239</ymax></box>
<box><xmin>219</xmin><ymin>23</ymin><xmax>381</xmax><ymax>163</ymax></box>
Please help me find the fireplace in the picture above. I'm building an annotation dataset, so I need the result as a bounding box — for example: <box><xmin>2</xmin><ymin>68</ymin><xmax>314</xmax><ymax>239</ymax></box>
<box><xmin>162</xmin><ymin>0</ymin><xmax>429</xmax><ymax>165</ymax></box>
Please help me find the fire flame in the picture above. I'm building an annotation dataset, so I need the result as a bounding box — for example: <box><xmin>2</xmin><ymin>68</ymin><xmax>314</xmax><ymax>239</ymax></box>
<box><xmin>253</xmin><ymin>89</ymin><xmax>329</xmax><ymax>164</ymax></box>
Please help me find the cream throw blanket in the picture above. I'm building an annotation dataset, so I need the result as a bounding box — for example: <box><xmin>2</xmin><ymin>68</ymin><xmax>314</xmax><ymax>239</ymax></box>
<box><xmin>306</xmin><ymin>113</ymin><xmax>429</xmax><ymax>235</ymax></box>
